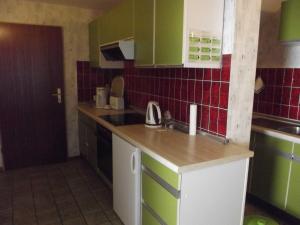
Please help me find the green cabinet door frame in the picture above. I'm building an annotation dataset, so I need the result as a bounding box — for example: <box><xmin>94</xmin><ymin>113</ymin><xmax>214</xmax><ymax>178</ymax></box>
<box><xmin>100</xmin><ymin>0</ymin><xmax>134</xmax><ymax>45</ymax></box>
<box><xmin>279</xmin><ymin>0</ymin><xmax>300</xmax><ymax>42</ymax></box>
<box><xmin>286</xmin><ymin>144</ymin><xmax>300</xmax><ymax>219</ymax></box>
<box><xmin>89</xmin><ymin>18</ymin><xmax>101</xmax><ymax>67</ymax></box>
<box><xmin>134</xmin><ymin>0</ymin><xmax>155</xmax><ymax>66</ymax></box>
<box><xmin>250</xmin><ymin>133</ymin><xmax>292</xmax><ymax>209</ymax></box>
<box><xmin>155</xmin><ymin>0</ymin><xmax>184</xmax><ymax>66</ymax></box>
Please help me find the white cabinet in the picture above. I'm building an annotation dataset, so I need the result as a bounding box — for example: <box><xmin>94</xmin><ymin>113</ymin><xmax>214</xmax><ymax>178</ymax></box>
<box><xmin>183</xmin><ymin>0</ymin><xmax>225</xmax><ymax>68</ymax></box>
<box><xmin>112</xmin><ymin>134</ymin><xmax>141</xmax><ymax>225</ymax></box>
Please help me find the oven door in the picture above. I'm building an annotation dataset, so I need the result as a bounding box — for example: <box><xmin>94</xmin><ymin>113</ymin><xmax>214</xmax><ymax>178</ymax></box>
<box><xmin>97</xmin><ymin>124</ymin><xmax>112</xmax><ymax>183</ymax></box>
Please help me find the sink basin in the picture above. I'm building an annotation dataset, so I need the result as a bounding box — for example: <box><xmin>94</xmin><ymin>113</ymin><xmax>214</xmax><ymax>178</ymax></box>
<box><xmin>277</xmin><ymin>126</ymin><xmax>300</xmax><ymax>135</ymax></box>
<box><xmin>252</xmin><ymin>117</ymin><xmax>300</xmax><ymax>136</ymax></box>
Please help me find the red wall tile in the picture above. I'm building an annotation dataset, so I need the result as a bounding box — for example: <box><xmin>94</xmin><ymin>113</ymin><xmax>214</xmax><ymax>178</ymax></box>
<box><xmin>77</xmin><ymin>54</ymin><xmax>232</xmax><ymax>137</ymax></box>
<box><xmin>122</xmin><ymin>56</ymin><xmax>231</xmax><ymax>137</ymax></box>
<box><xmin>254</xmin><ymin>68</ymin><xmax>300</xmax><ymax>122</ymax></box>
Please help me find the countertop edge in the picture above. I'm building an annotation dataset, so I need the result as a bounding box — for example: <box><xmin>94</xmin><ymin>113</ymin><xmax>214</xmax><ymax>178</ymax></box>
<box><xmin>78</xmin><ymin>105</ymin><xmax>253</xmax><ymax>173</ymax></box>
<box><xmin>252</xmin><ymin>125</ymin><xmax>300</xmax><ymax>144</ymax></box>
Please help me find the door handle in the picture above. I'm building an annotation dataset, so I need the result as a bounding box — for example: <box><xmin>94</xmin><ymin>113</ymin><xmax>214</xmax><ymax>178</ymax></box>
<box><xmin>52</xmin><ymin>88</ymin><xmax>62</xmax><ymax>104</ymax></box>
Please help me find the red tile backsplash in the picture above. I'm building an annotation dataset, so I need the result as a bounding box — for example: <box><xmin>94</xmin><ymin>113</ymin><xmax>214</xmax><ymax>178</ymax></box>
<box><xmin>76</xmin><ymin>61</ymin><xmax>122</xmax><ymax>102</ymax></box>
<box><xmin>254</xmin><ymin>68</ymin><xmax>300</xmax><ymax>121</ymax></box>
<box><xmin>77</xmin><ymin>55</ymin><xmax>231</xmax><ymax>137</ymax></box>
<box><xmin>123</xmin><ymin>55</ymin><xmax>231</xmax><ymax>137</ymax></box>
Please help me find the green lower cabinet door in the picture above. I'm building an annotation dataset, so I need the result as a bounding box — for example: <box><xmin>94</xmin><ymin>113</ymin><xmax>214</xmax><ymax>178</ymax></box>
<box><xmin>286</xmin><ymin>144</ymin><xmax>300</xmax><ymax>219</ymax></box>
<box><xmin>142</xmin><ymin>205</ymin><xmax>161</xmax><ymax>225</ymax></box>
<box><xmin>251</xmin><ymin>133</ymin><xmax>292</xmax><ymax>209</ymax></box>
<box><xmin>142</xmin><ymin>153</ymin><xmax>180</xmax><ymax>190</ymax></box>
<box><xmin>142</xmin><ymin>171</ymin><xmax>178</xmax><ymax>225</ymax></box>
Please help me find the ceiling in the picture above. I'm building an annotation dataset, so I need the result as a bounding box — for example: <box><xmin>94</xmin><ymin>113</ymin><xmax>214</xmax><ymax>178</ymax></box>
<box><xmin>24</xmin><ymin>0</ymin><xmax>122</xmax><ymax>11</ymax></box>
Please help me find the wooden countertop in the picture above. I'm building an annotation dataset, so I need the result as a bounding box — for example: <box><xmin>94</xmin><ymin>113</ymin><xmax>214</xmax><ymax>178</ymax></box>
<box><xmin>78</xmin><ymin>103</ymin><xmax>253</xmax><ymax>173</ymax></box>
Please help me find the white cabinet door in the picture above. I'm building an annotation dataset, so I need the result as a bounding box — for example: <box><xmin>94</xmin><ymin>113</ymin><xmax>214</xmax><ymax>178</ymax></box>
<box><xmin>112</xmin><ymin>134</ymin><xmax>140</xmax><ymax>225</ymax></box>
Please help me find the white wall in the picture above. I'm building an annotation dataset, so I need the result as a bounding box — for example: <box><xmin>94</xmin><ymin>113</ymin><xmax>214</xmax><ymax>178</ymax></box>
<box><xmin>257</xmin><ymin>10</ymin><xmax>300</xmax><ymax>68</ymax></box>
<box><xmin>223</xmin><ymin>0</ymin><xmax>235</xmax><ymax>54</ymax></box>
<box><xmin>0</xmin><ymin>0</ymin><xmax>99</xmax><ymax>168</ymax></box>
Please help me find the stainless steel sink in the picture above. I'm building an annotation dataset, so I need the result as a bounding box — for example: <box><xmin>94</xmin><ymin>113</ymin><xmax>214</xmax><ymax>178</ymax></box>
<box><xmin>277</xmin><ymin>126</ymin><xmax>300</xmax><ymax>135</ymax></box>
<box><xmin>252</xmin><ymin>117</ymin><xmax>300</xmax><ymax>136</ymax></box>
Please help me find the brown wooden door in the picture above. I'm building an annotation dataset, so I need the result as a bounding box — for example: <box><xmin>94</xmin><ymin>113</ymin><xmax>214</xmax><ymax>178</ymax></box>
<box><xmin>0</xmin><ymin>23</ymin><xmax>67</xmax><ymax>169</ymax></box>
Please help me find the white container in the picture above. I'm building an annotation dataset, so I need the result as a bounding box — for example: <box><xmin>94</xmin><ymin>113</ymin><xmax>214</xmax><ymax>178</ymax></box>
<box><xmin>95</xmin><ymin>87</ymin><xmax>108</xmax><ymax>108</ymax></box>
<box><xmin>189</xmin><ymin>104</ymin><xmax>197</xmax><ymax>136</ymax></box>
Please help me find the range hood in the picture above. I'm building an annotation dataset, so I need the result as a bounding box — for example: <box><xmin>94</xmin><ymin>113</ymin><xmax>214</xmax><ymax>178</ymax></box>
<box><xmin>100</xmin><ymin>39</ymin><xmax>134</xmax><ymax>61</ymax></box>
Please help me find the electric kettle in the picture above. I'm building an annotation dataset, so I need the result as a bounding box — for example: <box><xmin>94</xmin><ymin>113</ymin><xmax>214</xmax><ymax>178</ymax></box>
<box><xmin>145</xmin><ymin>101</ymin><xmax>162</xmax><ymax>128</ymax></box>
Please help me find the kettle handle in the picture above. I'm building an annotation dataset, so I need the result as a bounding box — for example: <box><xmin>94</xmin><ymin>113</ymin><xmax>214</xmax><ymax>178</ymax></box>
<box><xmin>156</xmin><ymin>105</ymin><xmax>162</xmax><ymax>122</ymax></box>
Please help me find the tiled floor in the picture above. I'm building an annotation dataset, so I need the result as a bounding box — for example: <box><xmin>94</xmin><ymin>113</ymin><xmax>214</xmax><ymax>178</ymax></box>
<box><xmin>1</xmin><ymin>158</ymin><xmax>299</xmax><ymax>225</ymax></box>
<box><xmin>0</xmin><ymin>159</ymin><xmax>123</xmax><ymax>225</ymax></box>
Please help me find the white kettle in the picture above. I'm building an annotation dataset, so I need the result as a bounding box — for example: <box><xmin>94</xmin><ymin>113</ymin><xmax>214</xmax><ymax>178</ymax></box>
<box><xmin>145</xmin><ymin>101</ymin><xmax>162</xmax><ymax>128</ymax></box>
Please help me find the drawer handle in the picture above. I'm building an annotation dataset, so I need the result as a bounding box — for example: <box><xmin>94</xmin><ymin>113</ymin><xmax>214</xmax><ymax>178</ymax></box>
<box><xmin>142</xmin><ymin>202</ymin><xmax>167</xmax><ymax>225</ymax></box>
<box><xmin>143</xmin><ymin>166</ymin><xmax>181</xmax><ymax>199</ymax></box>
<box><xmin>294</xmin><ymin>155</ymin><xmax>300</xmax><ymax>163</ymax></box>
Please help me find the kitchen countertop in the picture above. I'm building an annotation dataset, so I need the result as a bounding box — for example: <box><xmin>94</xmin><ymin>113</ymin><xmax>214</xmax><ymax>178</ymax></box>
<box><xmin>252</xmin><ymin>113</ymin><xmax>300</xmax><ymax>144</ymax></box>
<box><xmin>78</xmin><ymin>103</ymin><xmax>253</xmax><ymax>173</ymax></box>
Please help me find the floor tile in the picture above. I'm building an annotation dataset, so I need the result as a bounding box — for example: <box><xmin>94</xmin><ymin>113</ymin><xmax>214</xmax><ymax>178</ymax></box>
<box><xmin>104</xmin><ymin>210</ymin><xmax>118</xmax><ymax>221</ymax></box>
<box><xmin>0</xmin><ymin>211</ymin><xmax>12</xmax><ymax>225</ymax></box>
<box><xmin>0</xmin><ymin>159</ymin><xmax>121</xmax><ymax>225</ymax></box>
<box><xmin>36</xmin><ymin>209</ymin><xmax>61</xmax><ymax>225</ymax></box>
<box><xmin>62</xmin><ymin>216</ymin><xmax>87</xmax><ymax>225</ymax></box>
<box><xmin>84</xmin><ymin>211</ymin><xmax>108</xmax><ymax>225</ymax></box>
<box><xmin>110</xmin><ymin>219</ymin><xmax>123</xmax><ymax>225</ymax></box>
<box><xmin>77</xmin><ymin>198</ymin><xmax>101</xmax><ymax>214</ymax></box>
<box><xmin>57</xmin><ymin>202</ymin><xmax>81</xmax><ymax>221</ymax></box>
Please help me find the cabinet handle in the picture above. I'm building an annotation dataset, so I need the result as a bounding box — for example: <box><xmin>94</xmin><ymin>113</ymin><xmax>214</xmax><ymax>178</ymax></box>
<box><xmin>294</xmin><ymin>155</ymin><xmax>300</xmax><ymax>163</ymax></box>
<box><xmin>131</xmin><ymin>152</ymin><xmax>136</xmax><ymax>174</ymax></box>
<box><xmin>142</xmin><ymin>166</ymin><xmax>181</xmax><ymax>199</ymax></box>
<box><xmin>142</xmin><ymin>202</ymin><xmax>167</xmax><ymax>225</ymax></box>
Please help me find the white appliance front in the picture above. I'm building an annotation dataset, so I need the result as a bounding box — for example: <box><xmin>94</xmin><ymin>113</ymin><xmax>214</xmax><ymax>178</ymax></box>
<box><xmin>112</xmin><ymin>134</ymin><xmax>140</xmax><ymax>225</ymax></box>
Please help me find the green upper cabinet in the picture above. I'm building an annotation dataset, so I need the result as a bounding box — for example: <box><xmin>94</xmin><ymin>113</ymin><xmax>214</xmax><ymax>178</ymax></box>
<box><xmin>89</xmin><ymin>17</ymin><xmax>101</xmax><ymax>67</ymax></box>
<box><xmin>286</xmin><ymin>143</ymin><xmax>300</xmax><ymax>219</ymax></box>
<box><xmin>155</xmin><ymin>0</ymin><xmax>184</xmax><ymax>66</ymax></box>
<box><xmin>133</xmin><ymin>0</ymin><xmax>224</xmax><ymax>67</ymax></box>
<box><xmin>250</xmin><ymin>133</ymin><xmax>292</xmax><ymax>209</ymax></box>
<box><xmin>279</xmin><ymin>0</ymin><xmax>300</xmax><ymax>42</ymax></box>
<box><xmin>100</xmin><ymin>0</ymin><xmax>134</xmax><ymax>45</ymax></box>
<box><xmin>134</xmin><ymin>0</ymin><xmax>155</xmax><ymax>66</ymax></box>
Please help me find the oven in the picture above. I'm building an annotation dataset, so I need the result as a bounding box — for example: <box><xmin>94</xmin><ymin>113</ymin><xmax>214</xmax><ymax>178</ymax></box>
<box><xmin>97</xmin><ymin>124</ymin><xmax>112</xmax><ymax>184</ymax></box>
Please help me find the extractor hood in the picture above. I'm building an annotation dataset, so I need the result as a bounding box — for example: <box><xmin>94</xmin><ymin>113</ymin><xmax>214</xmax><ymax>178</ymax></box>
<box><xmin>100</xmin><ymin>39</ymin><xmax>134</xmax><ymax>61</ymax></box>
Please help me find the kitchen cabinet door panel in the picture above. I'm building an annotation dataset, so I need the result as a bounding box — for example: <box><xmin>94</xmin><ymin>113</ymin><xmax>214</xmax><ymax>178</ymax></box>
<box><xmin>78</xmin><ymin>119</ymin><xmax>88</xmax><ymax>160</ymax></box>
<box><xmin>89</xmin><ymin>18</ymin><xmax>101</xmax><ymax>67</ymax></box>
<box><xmin>286</xmin><ymin>144</ymin><xmax>300</xmax><ymax>218</ymax></box>
<box><xmin>142</xmin><ymin>171</ymin><xmax>178</xmax><ymax>225</ymax></box>
<box><xmin>100</xmin><ymin>0</ymin><xmax>134</xmax><ymax>44</ymax></box>
<box><xmin>155</xmin><ymin>0</ymin><xmax>184</xmax><ymax>65</ymax></box>
<box><xmin>142</xmin><ymin>205</ymin><xmax>161</xmax><ymax>225</ymax></box>
<box><xmin>134</xmin><ymin>0</ymin><xmax>154</xmax><ymax>66</ymax></box>
<box><xmin>250</xmin><ymin>133</ymin><xmax>292</xmax><ymax>209</ymax></box>
<box><xmin>142</xmin><ymin>153</ymin><xmax>180</xmax><ymax>190</ymax></box>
